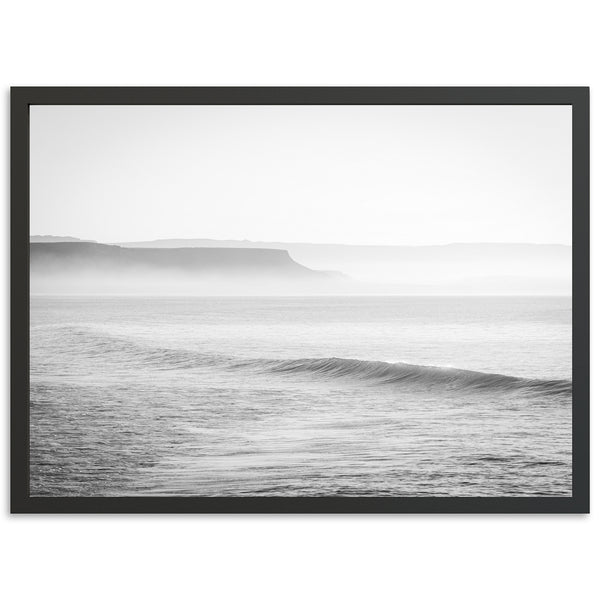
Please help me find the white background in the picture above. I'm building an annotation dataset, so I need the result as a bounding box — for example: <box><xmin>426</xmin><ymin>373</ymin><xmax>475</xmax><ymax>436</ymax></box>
<box><xmin>1</xmin><ymin>1</ymin><xmax>596</xmax><ymax>598</ymax></box>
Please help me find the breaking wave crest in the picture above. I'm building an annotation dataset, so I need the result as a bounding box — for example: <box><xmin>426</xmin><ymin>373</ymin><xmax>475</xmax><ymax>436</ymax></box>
<box><xmin>238</xmin><ymin>356</ymin><xmax>572</xmax><ymax>396</ymax></box>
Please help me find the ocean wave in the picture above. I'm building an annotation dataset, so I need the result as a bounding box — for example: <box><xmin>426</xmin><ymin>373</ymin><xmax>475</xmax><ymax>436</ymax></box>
<box><xmin>39</xmin><ymin>325</ymin><xmax>572</xmax><ymax>397</ymax></box>
<box><xmin>236</xmin><ymin>356</ymin><xmax>572</xmax><ymax>396</ymax></box>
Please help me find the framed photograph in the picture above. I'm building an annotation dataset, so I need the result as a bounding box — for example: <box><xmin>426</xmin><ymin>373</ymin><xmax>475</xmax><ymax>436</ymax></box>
<box><xmin>11</xmin><ymin>87</ymin><xmax>589</xmax><ymax>513</ymax></box>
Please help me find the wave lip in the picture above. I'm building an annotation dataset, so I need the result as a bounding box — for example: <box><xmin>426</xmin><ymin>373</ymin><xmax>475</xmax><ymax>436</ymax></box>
<box><xmin>248</xmin><ymin>356</ymin><xmax>572</xmax><ymax>396</ymax></box>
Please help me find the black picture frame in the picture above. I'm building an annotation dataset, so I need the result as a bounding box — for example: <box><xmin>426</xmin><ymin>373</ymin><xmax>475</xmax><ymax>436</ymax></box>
<box><xmin>11</xmin><ymin>87</ymin><xmax>590</xmax><ymax>514</ymax></box>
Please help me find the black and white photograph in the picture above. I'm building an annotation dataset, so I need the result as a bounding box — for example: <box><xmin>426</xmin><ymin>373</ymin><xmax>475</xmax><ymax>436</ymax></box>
<box><xmin>19</xmin><ymin>95</ymin><xmax>584</xmax><ymax>505</ymax></box>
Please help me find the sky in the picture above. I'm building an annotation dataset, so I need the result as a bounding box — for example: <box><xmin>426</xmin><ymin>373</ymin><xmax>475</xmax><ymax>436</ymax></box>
<box><xmin>30</xmin><ymin>104</ymin><xmax>572</xmax><ymax>246</ymax></box>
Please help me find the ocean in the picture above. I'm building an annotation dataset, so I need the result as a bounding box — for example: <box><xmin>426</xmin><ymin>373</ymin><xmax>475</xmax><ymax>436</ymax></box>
<box><xmin>30</xmin><ymin>295</ymin><xmax>572</xmax><ymax>497</ymax></box>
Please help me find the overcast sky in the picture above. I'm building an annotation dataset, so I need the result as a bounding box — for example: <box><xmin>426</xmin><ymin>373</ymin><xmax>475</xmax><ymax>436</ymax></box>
<box><xmin>30</xmin><ymin>104</ymin><xmax>572</xmax><ymax>246</ymax></box>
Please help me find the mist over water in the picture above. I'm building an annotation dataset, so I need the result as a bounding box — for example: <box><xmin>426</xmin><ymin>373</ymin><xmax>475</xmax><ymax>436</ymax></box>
<box><xmin>30</xmin><ymin>295</ymin><xmax>572</xmax><ymax>497</ymax></box>
<box><xmin>30</xmin><ymin>240</ymin><xmax>571</xmax><ymax>295</ymax></box>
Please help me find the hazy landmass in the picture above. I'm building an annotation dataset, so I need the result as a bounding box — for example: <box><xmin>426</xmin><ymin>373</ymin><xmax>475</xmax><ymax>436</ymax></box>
<box><xmin>30</xmin><ymin>237</ymin><xmax>571</xmax><ymax>295</ymax></box>
<box><xmin>119</xmin><ymin>238</ymin><xmax>571</xmax><ymax>295</ymax></box>
<box><xmin>30</xmin><ymin>242</ymin><xmax>343</xmax><ymax>294</ymax></box>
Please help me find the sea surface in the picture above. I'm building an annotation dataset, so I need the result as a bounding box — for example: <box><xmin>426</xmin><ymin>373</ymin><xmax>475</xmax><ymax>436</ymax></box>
<box><xmin>30</xmin><ymin>295</ymin><xmax>572</xmax><ymax>497</ymax></box>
